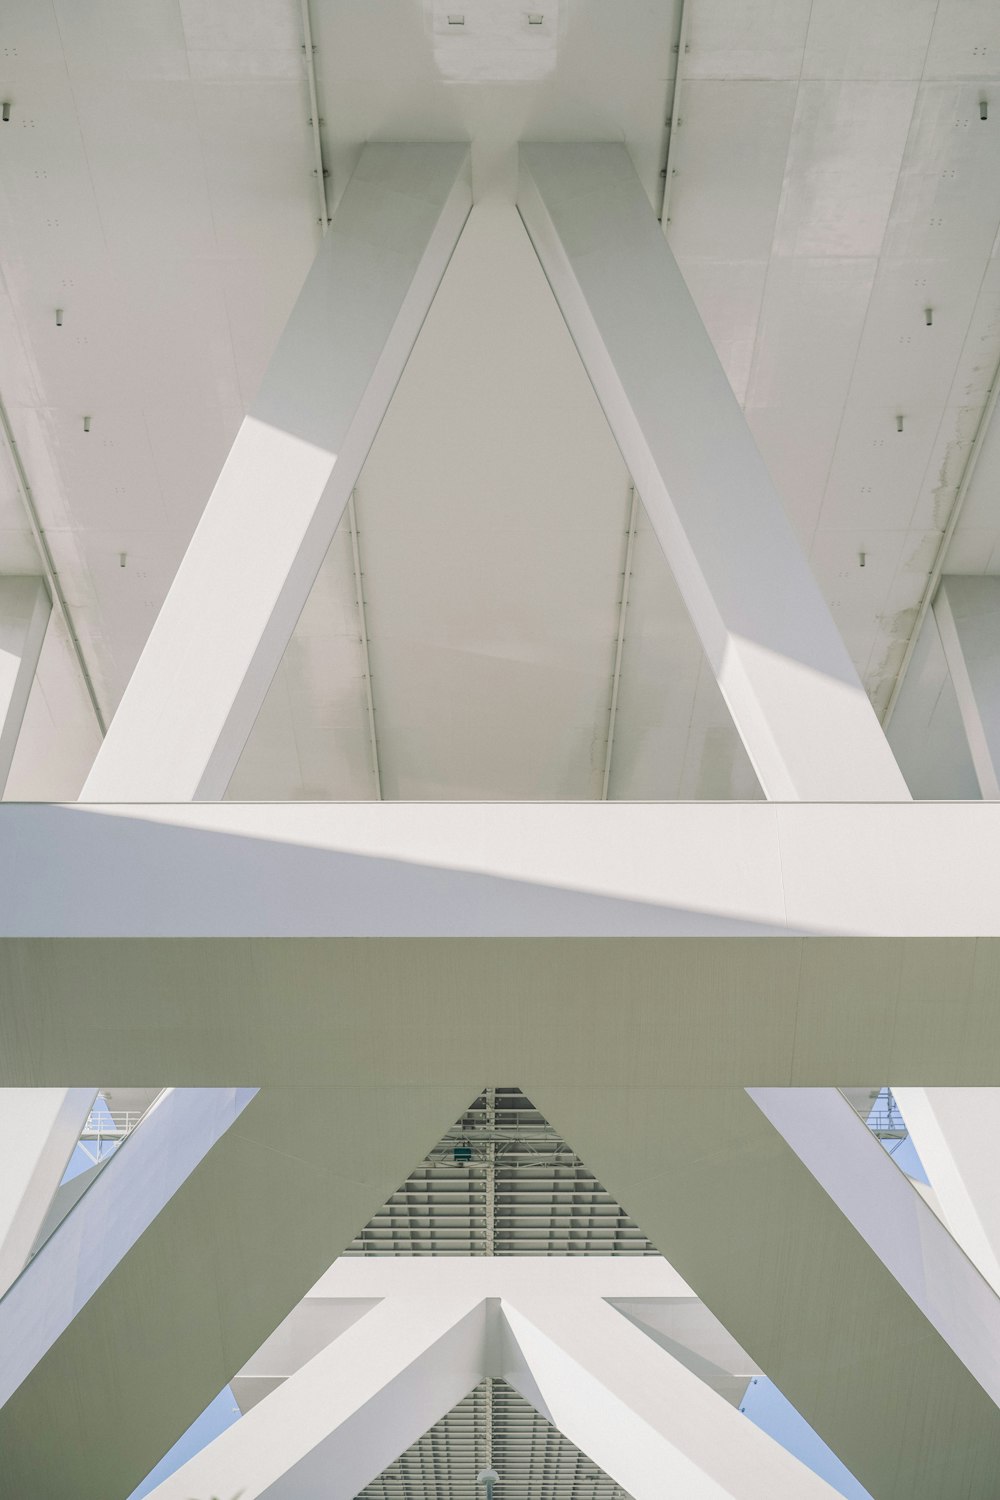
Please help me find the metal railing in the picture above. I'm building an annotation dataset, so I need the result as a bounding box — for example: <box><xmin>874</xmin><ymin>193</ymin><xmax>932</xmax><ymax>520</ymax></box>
<box><xmin>75</xmin><ymin>1105</ymin><xmax>153</xmax><ymax>1166</ymax></box>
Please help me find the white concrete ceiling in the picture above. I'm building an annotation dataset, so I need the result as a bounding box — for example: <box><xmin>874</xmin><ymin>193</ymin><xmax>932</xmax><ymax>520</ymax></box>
<box><xmin>1</xmin><ymin>0</ymin><xmax>998</xmax><ymax>799</ymax></box>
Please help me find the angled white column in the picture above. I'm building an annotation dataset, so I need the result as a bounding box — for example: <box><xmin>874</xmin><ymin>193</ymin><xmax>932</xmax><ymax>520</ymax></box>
<box><xmin>0</xmin><ymin>577</ymin><xmax>49</xmax><ymax>795</ymax></box>
<box><xmin>501</xmin><ymin>1293</ymin><xmax>840</xmax><ymax>1500</ymax></box>
<box><xmin>517</xmin><ymin>144</ymin><xmax>907</xmax><ymax>801</ymax></box>
<box><xmin>893</xmin><ymin>1087</ymin><xmax>1000</xmax><ymax>1295</ymax></box>
<box><xmin>0</xmin><ymin>1086</ymin><xmax>257</xmax><ymax>1409</ymax></box>
<box><xmin>0</xmin><ymin>1088</ymin><xmax>94</xmax><ymax>1297</ymax></box>
<box><xmin>82</xmin><ymin>144</ymin><xmax>471</xmax><ymax>801</ymax></box>
<box><xmin>933</xmin><ymin>576</ymin><xmax>1000</xmax><ymax>798</ymax></box>
<box><xmin>748</xmin><ymin>1087</ymin><xmax>1000</xmax><ymax>1411</ymax></box>
<box><xmin>144</xmin><ymin>1293</ymin><xmax>487</xmax><ymax>1500</ymax></box>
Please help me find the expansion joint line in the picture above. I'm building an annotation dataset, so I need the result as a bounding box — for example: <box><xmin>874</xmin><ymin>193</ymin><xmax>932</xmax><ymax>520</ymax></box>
<box><xmin>602</xmin><ymin>485</ymin><xmax>638</xmax><ymax>799</ymax></box>
<box><xmin>300</xmin><ymin>0</ymin><xmax>330</xmax><ymax>231</ymax></box>
<box><xmin>659</xmin><ymin>0</ymin><xmax>690</xmax><ymax>225</ymax></box>
<box><xmin>0</xmin><ymin>392</ymin><xmax>106</xmax><ymax>736</ymax></box>
<box><xmin>348</xmin><ymin>491</ymin><xmax>382</xmax><ymax>799</ymax></box>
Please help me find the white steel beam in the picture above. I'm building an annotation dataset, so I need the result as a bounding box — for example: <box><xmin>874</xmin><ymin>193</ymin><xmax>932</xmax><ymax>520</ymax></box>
<box><xmin>0</xmin><ymin>1087</ymin><xmax>257</xmax><ymax>1410</ymax></box>
<box><xmin>892</xmin><ymin>1087</ymin><xmax>1000</xmax><ymax>1296</ymax></box>
<box><xmin>747</xmin><ymin>1087</ymin><xmax>1000</xmax><ymax>1409</ymax></box>
<box><xmin>501</xmin><ymin>1293</ymin><xmax>840</xmax><ymax>1500</ymax></box>
<box><xmin>144</xmin><ymin>1294</ymin><xmax>487</xmax><ymax>1500</ymax></box>
<box><xmin>526</xmin><ymin>1083</ymin><xmax>1000</xmax><ymax>1500</ymax></box>
<box><xmin>0</xmin><ymin>577</ymin><xmax>49</xmax><ymax>795</ymax></box>
<box><xmin>4</xmin><ymin>805</ymin><xmax>1000</xmax><ymax>1088</ymax></box>
<box><xmin>0</xmin><ymin>1088</ymin><xmax>94</xmax><ymax>1297</ymax></box>
<box><xmin>933</xmin><ymin>576</ymin><xmax>1000</xmax><ymax>798</ymax></box>
<box><xmin>81</xmin><ymin>144</ymin><xmax>471</xmax><ymax>801</ymax></box>
<box><xmin>517</xmin><ymin>144</ymin><xmax>908</xmax><ymax>801</ymax></box>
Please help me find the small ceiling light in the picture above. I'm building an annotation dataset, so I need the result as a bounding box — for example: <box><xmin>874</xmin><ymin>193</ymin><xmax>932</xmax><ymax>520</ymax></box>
<box><xmin>447</xmin><ymin>13</ymin><xmax>464</xmax><ymax>23</ymax></box>
<box><xmin>528</xmin><ymin>13</ymin><xmax>545</xmax><ymax>22</ymax></box>
<box><xmin>55</xmin><ymin>308</ymin><xmax>63</xmax><ymax>327</ymax></box>
<box><xmin>1</xmin><ymin>103</ymin><xmax>10</xmax><ymax>123</ymax></box>
<box><xmin>896</xmin><ymin>414</ymin><xmax>904</xmax><ymax>433</ymax></box>
<box><xmin>859</xmin><ymin>551</ymin><xmax>867</xmax><ymax>568</ymax></box>
<box><xmin>924</xmin><ymin>307</ymin><xmax>933</xmax><ymax>326</ymax></box>
<box><xmin>83</xmin><ymin>415</ymin><xmax>91</xmax><ymax>433</ymax></box>
<box><xmin>119</xmin><ymin>551</ymin><xmax>127</xmax><ymax>569</ymax></box>
<box><xmin>981</xmin><ymin>99</ymin><xmax>989</xmax><ymax>122</ymax></box>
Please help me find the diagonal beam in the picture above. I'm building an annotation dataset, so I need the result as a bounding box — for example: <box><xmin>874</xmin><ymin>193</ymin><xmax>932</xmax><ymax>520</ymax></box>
<box><xmin>0</xmin><ymin>1087</ymin><xmax>94</xmax><ymax>1298</ymax></box>
<box><xmin>517</xmin><ymin>143</ymin><xmax>907</xmax><ymax>801</ymax></box>
<box><xmin>501</xmin><ymin>1293</ymin><xmax>839</xmax><ymax>1499</ymax></box>
<box><xmin>144</xmin><ymin>1294</ymin><xmax>487</xmax><ymax>1500</ymax></box>
<box><xmin>81</xmin><ymin>144</ymin><xmax>471</xmax><ymax>801</ymax></box>
<box><xmin>0</xmin><ymin>576</ymin><xmax>49</xmax><ymax>794</ymax></box>
<box><xmin>747</xmin><ymin>1087</ymin><xmax>1000</xmax><ymax>1410</ymax></box>
<box><xmin>892</xmin><ymin>1087</ymin><xmax>1000</xmax><ymax>1294</ymax></box>
<box><xmin>524</xmin><ymin>1083</ymin><xmax>1000</xmax><ymax>1500</ymax></box>
<box><xmin>0</xmin><ymin>1087</ymin><xmax>256</xmax><ymax>1412</ymax></box>
<box><xmin>0</xmin><ymin>1082</ymin><xmax>481</xmax><ymax>1500</ymax></box>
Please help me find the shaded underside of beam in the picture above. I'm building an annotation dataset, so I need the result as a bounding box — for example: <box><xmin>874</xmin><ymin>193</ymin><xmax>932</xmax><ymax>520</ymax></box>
<box><xmin>2</xmin><ymin>936</ymin><xmax>999</xmax><ymax>1086</ymax></box>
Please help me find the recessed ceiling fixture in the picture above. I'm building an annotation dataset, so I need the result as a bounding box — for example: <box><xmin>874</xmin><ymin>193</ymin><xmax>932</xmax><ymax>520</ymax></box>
<box><xmin>528</xmin><ymin>13</ymin><xmax>545</xmax><ymax>23</ymax></box>
<box><xmin>896</xmin><ymin>414</ymin><xmax>904</xmax><ymax>433</ymax></box>
<box><xmin>981</xmin><ymin>99</ymin><xmax>989</xmax><ymax>121</ymax></box>
<box><xmin>447</xmin><ymin>13</ymin><xmax>464</xmax><ymax>23</ymax></box>
<box><xmin>1</xmin><ymin>103</ymin><xmax>10</xmax><ymax>123</ymax></box>
<box><xmin>859</xmin><ymin>551</ymin><xmax>867</xmax><ymax>568</ymax></box>
<box><xmin>925</xmin><ymin>307</ymin><xmax>933</xmax><ymax>326</ymax></box>
<box><xmin>55</xmin><ymin>308</ymin><xmax>63</xmax><ymax>327</ymax></box>
<box><xmin>83</xmin><ymin>415</ymin><xmax>91</xmax><ymax>433</ymax></box>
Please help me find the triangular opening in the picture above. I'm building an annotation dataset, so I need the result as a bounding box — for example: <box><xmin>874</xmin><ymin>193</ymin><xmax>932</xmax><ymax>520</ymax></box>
<box><xmin>344</xmin><ymin>1085</ymin><xmax>659</xmax><ymax>1257</ymax></box>
<box><xmin>359</xmin><ymin>1380</ymin><xmax>632</xmax><ymax>1500</ymax></box>
<box><xmin>227</xmin><ymin>202</ymin><xmax>761</xmax><ymax>801</ymax></box>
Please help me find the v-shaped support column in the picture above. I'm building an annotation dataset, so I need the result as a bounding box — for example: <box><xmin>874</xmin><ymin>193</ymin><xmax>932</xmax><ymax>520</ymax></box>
<box><xmin>517</xmin><ymin>143</ymin><xmax>907</xmax><ymax>801</ymax></box>
<box><xmin>82</xmin><ymin>145</ymin><xmax>471</xmax><ymax>801</ymax></box>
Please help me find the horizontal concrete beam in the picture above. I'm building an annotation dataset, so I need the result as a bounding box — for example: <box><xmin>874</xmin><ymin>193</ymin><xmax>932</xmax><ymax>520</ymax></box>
<box><xmin>1</xmin><ymin>801</ymin><xmax>999</xmax><ymax>937</ymax></box>
<box><xmin>1</xmin><ymin>803</ymin><xmax>998</xmax><ymax>1087</ymax></box>
<box><xmin>2</xmin><ymin>930</ymin><xmax>998</xmax><ymax>1087</ymax></box>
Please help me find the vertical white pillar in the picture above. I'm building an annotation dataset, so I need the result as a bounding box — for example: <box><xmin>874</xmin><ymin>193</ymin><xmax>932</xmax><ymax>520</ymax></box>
<box><xmin>82</xmin><ymin>144</ymin><xmax>471</xmax><ymax>801</ymax></box>
<box><xmin>933</xmin><ymin>576</ymin><xmax>1000</xmax><ymax>798</ymax></box>
<box><xmin>501</xmin><ymin>1293</ymin><xmax>840</xmax><ymax>1499</ymax></box>
<box><xmin>517</xmin><ymin>144</ymin><xmax>908</xmax><ymax>801</ymax></box>
<box><xmin>0</xmin><ymin>577</ymin><xmax>50</xmax><ymax>795</ymax></box>
<box><xmin>892</xmin><ymin>1088</ymin><xmax>1000</xmax><ymax>1296</ymax></box>
<box><xmin>0</xmin><ymin>1088</ymin><xmax>94</xmax><ymax>1297</ymax></box>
